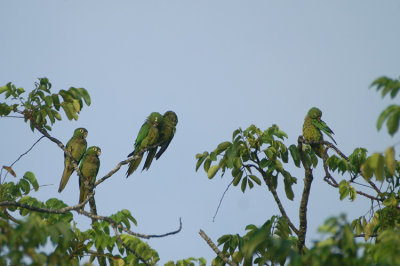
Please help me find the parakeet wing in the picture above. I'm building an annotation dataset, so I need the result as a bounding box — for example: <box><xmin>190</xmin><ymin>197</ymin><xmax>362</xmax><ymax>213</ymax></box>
<box><xmin>128</xmin><ymin>122</ymin><xmax>150</xmax><ymax>157</ymax></box>
<box><xmin>58</xmin><ymin>136</ymin><xmax>87</xmax><ymax>193</ymax></box>
<box><xmin>155</xmin><ymin>138</ymin><xmax>173</xmax><ymax>160</ymax></box>
<box><xmin>311</xmin><ymin>119</ymin><xmax>337</xmax><ymax>144</ymax></box>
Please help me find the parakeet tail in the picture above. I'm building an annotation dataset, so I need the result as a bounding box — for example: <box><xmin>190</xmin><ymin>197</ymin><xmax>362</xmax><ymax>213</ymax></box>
<box><xmin>58</xmin><ymin>167</ymin><xmax>74</xmax><ymax>193</ymax></box>
<box><xmin>126</xmin><ymin>155</ymin><xmax>143</xmax><ymax>177</ymax></box>
<box><xmin>79</xmin><ymin>185</ymin><xmax>86</xmax><ymax>204</ymax></box>
<box><xmin>142</xmin><ymin>148</ymin><xmax>157</xmax><ymax>172</ymax></box>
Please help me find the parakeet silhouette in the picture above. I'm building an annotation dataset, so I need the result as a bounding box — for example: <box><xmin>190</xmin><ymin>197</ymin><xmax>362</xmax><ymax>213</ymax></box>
<box><xmin>126</xmin><ymin>112</ymin><xmax>163</xmax><ymax>177</ymax></box>
<box><xmin>58</xmin><ymin>128</ymin><xmax>88</xmax><ymax>193</ymax></box>
<box><xmin>142</xmin><ymin>111</ymin><xmax>178</xmax><ymax>171</ymax></box>
<box><xmin>78</xmin><ymin>146</ymin><xmax>101</xmax><ymax>204</ymax></box>
<box><xmin>302</xmin><ymin>107</ymin><xmax>336</xmax><ymax>158</ymax></box>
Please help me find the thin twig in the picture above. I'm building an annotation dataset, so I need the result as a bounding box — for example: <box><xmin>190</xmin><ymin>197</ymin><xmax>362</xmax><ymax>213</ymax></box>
<box><xmin>213</xmin><ymin>180</ymin><xmax>233</xmax><ymax>222</ymax></box>
<box><xmin>1</xmin><ymin>136</ymin><xmax>45</xmax><ymax>182</ymax></box>
<box><xmin>199</xmin><ymin>229</ymin><xmax>237</xmax><ymax>266</ymax></box>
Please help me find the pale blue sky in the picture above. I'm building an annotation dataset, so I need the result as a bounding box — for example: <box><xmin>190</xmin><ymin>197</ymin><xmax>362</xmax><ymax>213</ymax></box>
<box><xmin>1</xmin><ymin>1</ymin><xmax>399</xmax><ymax>264</ymax></box>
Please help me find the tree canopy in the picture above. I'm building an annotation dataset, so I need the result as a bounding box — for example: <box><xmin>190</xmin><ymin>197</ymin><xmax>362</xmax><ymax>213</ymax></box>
<box><xmin>1</xmin><ymin>75</ymin><xmax>400</xmax><ymax>265</ymax></box>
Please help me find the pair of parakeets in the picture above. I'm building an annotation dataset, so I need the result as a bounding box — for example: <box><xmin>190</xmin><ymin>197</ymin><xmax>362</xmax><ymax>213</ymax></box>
<box><xmin>58</xmin><ymin>128</ymin><xmax>101</xmax><ymax>204</ymax></box>
<box><xmin>302</xmin><ymin>107</ymin><xmax>337</xmax><ymax>158</ymax></box>
<box><xmin>126</xmin><ymin>111</ymin><xmax>178</xmax><ymax>177</ymax></box>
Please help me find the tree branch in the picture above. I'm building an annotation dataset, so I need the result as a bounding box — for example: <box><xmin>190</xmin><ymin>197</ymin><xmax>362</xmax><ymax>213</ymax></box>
<box><xmin>297</xmin><ymin>136</ymin><xmax>314</xmax><ymax>254</ymax></box>
<box><xmin>94</xmin><ymin>141</ymin><xmax>165</xmax><ymax>187</ymax></box>
<box><xmin>199</xmin><ymin>229</ymin><xmax>237</xmax><ymax>266</ymax></box>
<box><xmin>251</xmin><ymin>155</ymin><xmax>299</xmax><ymax>235</ymax></box>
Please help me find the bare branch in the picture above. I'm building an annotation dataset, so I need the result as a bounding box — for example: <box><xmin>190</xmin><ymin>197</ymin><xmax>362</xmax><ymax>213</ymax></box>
<box><xmin>199</xmin><ymin>229</ymin><xmax>237</xmax><ymax>266</ymax></box>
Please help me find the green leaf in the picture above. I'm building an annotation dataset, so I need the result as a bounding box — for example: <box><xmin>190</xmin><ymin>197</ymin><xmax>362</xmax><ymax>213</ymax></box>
<box><xmin>377</xmin><ymin>105</ymin><xmax>394</xmax><ymax>130</ymax></box>
<box><xmin>207</xmin><ymin>165</ymin><xmax>220</xmax><ymax>179</ymax></box>
<box><xmin>195</xmin><ymin>155</ymin><xmax>206</xmax><ymax>172</ymax></box>
<box><xmin>370</xmin><ymin>153</ymin><xmax>385</xmax><ymax>181</ymax></box>
<box><xmin>0</xmin><ymin>84</ymin><xmax>9</xmax><ymax>94</ymax></box>
<box><xmin>385</xmin><ymin>146</ymin><xmax>396</xmax><ymax>175</ymax></box>
<box><xmin>248</xmin><ymin>175</ymin><xmax>262</xmax><ymax>186</ymax></box>
<box><xmin>0</xmin><ymin>103</ymin><xmax>11</xmax><ymax>116</ymax></box>
<box><xmin>77</xmin><ymin>87</ymin><xmax>91</xmax><ymax>106</ymax></box>
<box><xmin>52</xmin><ymin>93</ymin><xmax>60</xmax><ymax>110</ymax></box>
<box><xmin>241</xmin><ymin>177</ymin><xmax>247</xmax><ymax>193</ymax></box>
<box><xmin>248</xmin><ymin>179</ymin><xmax>254</xmax><ymax>189</ymax></box>
<box><xmin>52</xmin><ymin>110</ymin><xmax>62</xmax><ymax>121</ymax></box>
<box><xmin>387</xmin><ymin>108</ymin><xmax>400</xmax><ymax>135</ymax></box>
<box><xmin>289</xmin><ymin>144</ymin><xmax>300</xmax><ymax>168</ymax></box>
<box><xmin>18</xmin><ymin>179</ymin><xmax>31</xmax><ymax>194</ymax></box>
<box><xmin>232</xmin><ymin>174</ymin><xmax>241</xmax><ymax>186</ymax></box>
<box><xmin>23</xmin><ymin>171</ymin><xmax>39</xmax><ymax>191</ymax></box>
<box><xmin>44</xmin><ymin>95</ymin><xmax>53</xmax><ymax>107</ymax></box>
<box><xmin>72</xmin><ymin>99</ymin><xmax>81</xmax><ymax>113</ymax></box>
<box><xmin>203</xmin><ymin>158</ymin><xmax>211</xmax><ymax>173</ymax></box>
<box><xmin>121</xmin><ymin>209</ymin><xmax>137</xmax><ymax>226</ymax></box>
<box><xmin>215</xmin><ymin>141</ymin><xmax>231</xmax><ymax>155</ymax></box>
<box><xmin>339</xmin><ymin>180</ymin><xmax>349</xmax><ymax>200</ymax></box>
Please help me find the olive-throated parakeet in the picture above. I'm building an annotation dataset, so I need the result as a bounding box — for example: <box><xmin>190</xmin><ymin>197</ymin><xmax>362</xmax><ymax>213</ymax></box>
<box><xmin>78</xmin><ymin>146</ymin><xmax>101</xmax><ymax>204</ymax></box>
<box><xmin>302</xmin><ymin>107</ymin><xmax>337</xmax><ymax>158</ymax></box>
<box><xmin>126</xmin><ymin>112</ymin><xmax>163</xmax><ymax>177</ymax></box>
<box><xmin>58</xmin><ymin>128</ymin><xmax>88</xmax><ymax>193</ymax></box>
<box><xmin>142</xmin><ymin>111</ymin><xmax>178</xmax><ymax>171</ymax></box>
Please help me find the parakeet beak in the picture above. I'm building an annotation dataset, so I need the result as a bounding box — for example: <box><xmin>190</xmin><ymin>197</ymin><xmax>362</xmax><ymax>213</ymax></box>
<box><xmin>84</xmin><ymin>132</ymin><xmax>88</xmax><ymax>138</ymax></box>
<box><xmin>97</xmin><ymin>150</ymin><xmax>101</xmax><ymax>156</ymax></box>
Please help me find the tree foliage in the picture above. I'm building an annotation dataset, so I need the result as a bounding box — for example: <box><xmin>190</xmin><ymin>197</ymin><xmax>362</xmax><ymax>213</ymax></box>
<box><xmin>1</xmin><ymin>75</ymin><xmax>400</xmax><ymax>265</ymax></box>
<box><xmin>195</xmin><ymin>75</ymin><xmax>400</xmax><ymax>265</ymax></box>
<box><xmin>0</xmin><ymin>78</ymin><xmax>191</xmax><ymax>265</ymax></box>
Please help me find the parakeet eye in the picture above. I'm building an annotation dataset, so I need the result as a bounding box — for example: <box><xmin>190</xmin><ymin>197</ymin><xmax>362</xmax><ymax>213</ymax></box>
<box><xmin>93</xmin><ymin>147</ymin><xmax>97</xmax><ymax>151</ymax></box>
<box><xmin>80</xmin><ymin>129</ymin><xmax>84</xmax><ymax>133</ymax></box>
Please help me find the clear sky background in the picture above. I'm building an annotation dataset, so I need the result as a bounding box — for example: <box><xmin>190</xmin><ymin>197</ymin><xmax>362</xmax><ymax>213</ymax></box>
<box><xmin>1</xmin><ymin>1</ymin><xmax>399</xmax><ymax>264</ymax></box>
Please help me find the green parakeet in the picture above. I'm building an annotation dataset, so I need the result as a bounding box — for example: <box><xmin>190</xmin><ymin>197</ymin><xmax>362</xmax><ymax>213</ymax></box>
<box><xmin>126</xmin><ymin>112</ymin><xmax>163</xmax><ymax>177</ymax></box>
<box><xmin>142</xmin><ymin>111</ymin><xmax>178</xmax><ymax>171</ymax></box>
<box><xmin>302</xmin><ymin>107</ymin><xmax>337</xmax><ymax>158</ymax></box>
<box><xmin>78</xmin><ymin>146</ymin><xmax>101</xmax><ymax>204</ymax></box>
<box><xmin>58</xmin><ymin>128</ymin><xmax>88</xmax><ymax>193</ymax></box>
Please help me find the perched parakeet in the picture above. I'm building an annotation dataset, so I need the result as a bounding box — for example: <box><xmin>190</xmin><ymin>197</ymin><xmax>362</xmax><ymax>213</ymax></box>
<box><xmin>142</xmin><ymin>111</ymin><xmax>178</xmax><ymax>171</ymax></box>
<box><xmin>126</xmin><ymin>112</ymin><xmax>163</xmax><ymax>177</ymax></box>
<box><xmin>302</xmin><ymin>107</ymin><xmax>337</xmax><ymax>158</ymax></box>
<box><xmin>78</xmin><ymin>146</ymin><xmax>101</xmax><ymax>204</ymax></box>
<box><xmin>58</xmin><ymin>128</ymin><xmax>88</xmax><ymax>193</ymax></box>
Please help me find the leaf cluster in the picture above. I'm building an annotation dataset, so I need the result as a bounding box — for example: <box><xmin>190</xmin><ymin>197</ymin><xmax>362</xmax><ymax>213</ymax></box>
<box><xmin>371</xmin><ymin>75</ymin><xmax>400</xmax><ymax>136</ymax></box>
<box><xmin>196</xmin><ymin>124</ymin><xmax>297</xmax><ymax>200</ymax></box>
<box><xmin>0</xmin><ymin>78</ymin><xmax>90</xmax><ymax>131</ymax></box>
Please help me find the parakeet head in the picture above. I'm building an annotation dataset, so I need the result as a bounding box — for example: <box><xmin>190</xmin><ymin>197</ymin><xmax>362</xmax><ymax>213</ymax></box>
<box><xmin>307</xmin><ymin>107</ymin><xmax>322</xmax><ymax>120</ymax></box>
<box><xmin>74</xmin><ymin>128</ymin><xmax>88</xmax><ymax>138</ymax></box>
<box><xmin>86</xmin><ymin>146</ymin><xmax>101</xmax><ymax>156</ymax></box>
<box><xmin>148</xmin><ymin>112</ymin><xmax>163</xmax><ymax>127</ymax></box>
<box><xmin>164</xmin><ymin>111</ymin><xmax>178</xmax><ymax>125</ymax></box>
